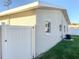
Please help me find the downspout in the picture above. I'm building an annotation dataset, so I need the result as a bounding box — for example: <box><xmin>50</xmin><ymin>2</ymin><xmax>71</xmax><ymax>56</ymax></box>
<box><xmin>32</xmin><ymin>26</ymin><xmax>36</xmax><ymax>59</ymax></box>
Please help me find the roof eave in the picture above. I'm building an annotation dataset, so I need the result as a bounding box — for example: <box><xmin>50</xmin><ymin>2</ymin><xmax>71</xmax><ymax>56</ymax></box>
<box><xmin>0</xmin><ymin>1</ymin><xmax>39</xmax><ymax>17</ymax></box>
<box><xmin>62</xmin><ymin>9</ymin><xmax>71</xmax><ymax>24</ymax></box>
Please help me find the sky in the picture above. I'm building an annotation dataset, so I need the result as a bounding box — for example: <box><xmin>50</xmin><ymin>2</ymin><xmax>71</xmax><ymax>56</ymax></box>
<box><xmin>0</xmin><ymin>0</ymin><xmax>79</xmax><ymax>23</ymax></box>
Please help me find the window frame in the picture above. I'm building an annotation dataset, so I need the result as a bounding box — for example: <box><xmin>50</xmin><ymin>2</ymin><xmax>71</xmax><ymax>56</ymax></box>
<box><xmin>45</xmin><ymin>21</ymin><xmax>51</xmax><ymax>33</ymax></box>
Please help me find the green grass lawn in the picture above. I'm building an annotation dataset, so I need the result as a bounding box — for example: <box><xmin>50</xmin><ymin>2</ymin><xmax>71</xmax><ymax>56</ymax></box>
<box><xmin>36</xmin><ymin>35</ymin><xmax>79</xmax><ymax>59</ymax></box>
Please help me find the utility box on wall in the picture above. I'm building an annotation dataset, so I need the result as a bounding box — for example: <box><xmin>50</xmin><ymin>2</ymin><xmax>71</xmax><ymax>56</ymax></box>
<box><xmin>0</xmin><ymin>24</ymin><xmax>33</xmax><ymax>59</ymax></box>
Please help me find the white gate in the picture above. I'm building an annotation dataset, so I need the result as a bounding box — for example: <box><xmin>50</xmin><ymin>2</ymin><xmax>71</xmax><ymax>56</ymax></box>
<box><xmin>0</xmin><ymin>24</ymin><xmax>33</xmax><ymax>59</ymax></box>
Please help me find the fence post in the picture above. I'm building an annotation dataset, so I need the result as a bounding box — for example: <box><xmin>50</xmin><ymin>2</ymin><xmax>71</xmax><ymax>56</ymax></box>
<box><xmin>1</xmin><ymin>22</ymin><xmax>7</xmax><ymax>59</ymax></box>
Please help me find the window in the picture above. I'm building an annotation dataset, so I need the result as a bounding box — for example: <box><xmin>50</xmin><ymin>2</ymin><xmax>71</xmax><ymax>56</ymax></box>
<box><xmin>59</xmin><ymin>25</ymin><xmax>62</xmax><ymax>31</ymax></box>
<box><xmin>45</xmin><ymin>21</ymin><xmax>51</xmax><ymax>33</ymax></box>
<box><xmin>67</xmin><ymin>26</ymin><xmax>68</xmax><ymax>32</ymax></box>
<box><xmin>64</xmin><ymin>25</ymin><xmax>65</xmax><ymax>32</ymax></box>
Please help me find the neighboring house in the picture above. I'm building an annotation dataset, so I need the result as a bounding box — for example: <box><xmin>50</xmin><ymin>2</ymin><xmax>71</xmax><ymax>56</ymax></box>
<box><xmin>69</xmin><ymin>23</ymin><xmax>79</xmax><ymax>35</ymax></box>
<box><xmin>0</xmin><ymin>1</ymin><xmax>70</xmax><ymax>59</ymax></box>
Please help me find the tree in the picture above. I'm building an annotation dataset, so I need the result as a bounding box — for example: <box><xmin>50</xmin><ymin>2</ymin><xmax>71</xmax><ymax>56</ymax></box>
<box><xmin>4</xmin><ymin>0</ymin><xmax>12</xmax><ymax>9</ymax></box>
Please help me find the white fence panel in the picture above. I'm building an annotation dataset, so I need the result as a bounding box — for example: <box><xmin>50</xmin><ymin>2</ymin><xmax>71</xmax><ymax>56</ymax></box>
<box><xmin>1</xmin><ymin>25</ymin><xmax>33</xmax><ymax>59</ymax></box>
<box><xmin>0</xmin><ymin>26</ymin><xmax>2</xmax><ymax>59</ymax></box>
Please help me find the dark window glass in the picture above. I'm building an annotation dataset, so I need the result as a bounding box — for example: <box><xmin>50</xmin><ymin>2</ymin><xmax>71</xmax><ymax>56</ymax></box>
<box><xmin>64</xmin><ymin>25</ymin><xmax>65</xmax><ymax>32</ymax></box>
<box><xmin>45</xmin><ymin>21</ymin><xmax>51</xmax><ymax>33</ymax></box>
<box><xmin>59</xmin><ymin>25</ymin><xmax>62</xmax><ymax>31</ymax></box>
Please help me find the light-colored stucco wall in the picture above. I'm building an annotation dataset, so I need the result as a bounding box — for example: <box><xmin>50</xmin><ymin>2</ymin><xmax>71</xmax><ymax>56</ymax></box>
<box><xmin>61</xmin><ymin>11</ymin><xmax>68</xmax><ymax>37</ymax></box>
<box><xmin>35</xmin><ymin>9</ymin><xmax>68</xmax><ymax>56</ymax></box>
<box><xmin>0</xmin><ymin>10</ymin><xmax>36</xmax><ymax>26</ymax></box>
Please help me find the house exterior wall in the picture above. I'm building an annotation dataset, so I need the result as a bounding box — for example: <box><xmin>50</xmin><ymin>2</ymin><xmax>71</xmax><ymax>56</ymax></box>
<box><xmin>61</xmin><ymin>12</ymin><xmax>68</xmax><ymax>37</ymax></box>
<box><xmin>35</xmin><ymin>9</ymin><xmax>68</xmax><ymax>56</ymax></box>
<box><xmin>0</xmin><ymin>8</ymin><xmax>69</xmax><ymax>57</ymax></box>
<box><xmin>0</xmin><ymin>10</ymin><xmax>36</xmax><ymax>26</ymax></box>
